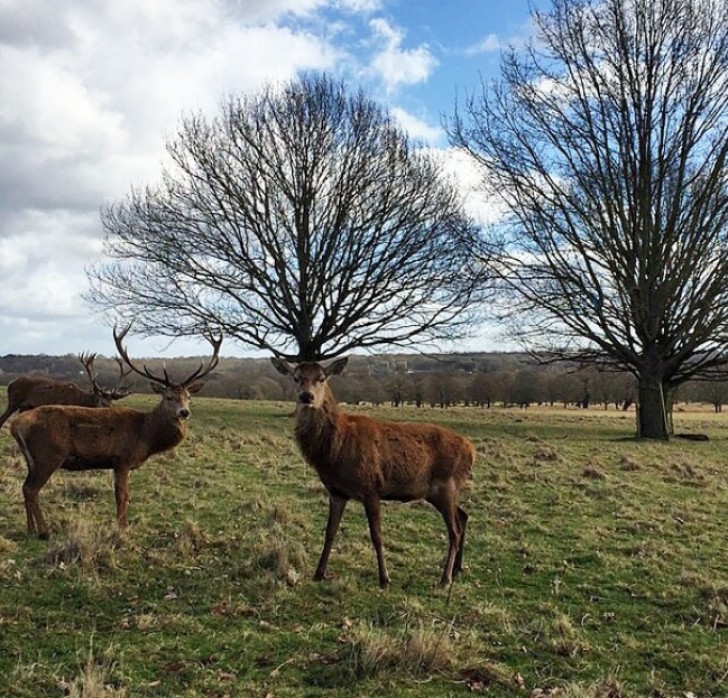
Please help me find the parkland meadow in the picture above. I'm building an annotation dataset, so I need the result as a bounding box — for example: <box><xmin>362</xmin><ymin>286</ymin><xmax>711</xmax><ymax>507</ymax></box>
<box><xmin>0</xmin><ymin>391</ymin><xmax>727</xmax><ymax>697</ymax></box>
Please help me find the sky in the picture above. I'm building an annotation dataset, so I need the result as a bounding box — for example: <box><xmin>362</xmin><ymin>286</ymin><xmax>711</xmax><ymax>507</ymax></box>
<box><xmin>0</xmin><ymin>0</ymin><xmax>540</xmax><ymax>359</ymax></box>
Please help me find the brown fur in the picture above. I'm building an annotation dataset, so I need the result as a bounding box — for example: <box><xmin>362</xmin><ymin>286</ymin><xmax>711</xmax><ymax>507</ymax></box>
<box><xmin>272</xmin><ymin>357</ymin><xmax>475</xmax><ymax>587</ymax></box>
<box><xmin>8</xmin><ymin>327</ymin><xmax>220</xmax><ymax>539</ymax></box>
<box><xmin>0</xmin><ymin>354</ymin><xmax>131</xmax><ymax>428</ymax></box>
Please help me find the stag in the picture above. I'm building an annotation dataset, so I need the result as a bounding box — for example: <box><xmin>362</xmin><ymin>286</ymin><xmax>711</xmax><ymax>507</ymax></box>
<box><xmin>272</xmin><ymin>357</ymin><xmax>475</xmax><ymax>587</ymax></box>
<box><xmin>10</xmin><ymin>326</ymin><xmax>221</xmax><ymax>538</ymax></box>
<box><xmin>0</xmin><ymin>353</ymin><xmax>132</xmax><ymax>429</ymax></box>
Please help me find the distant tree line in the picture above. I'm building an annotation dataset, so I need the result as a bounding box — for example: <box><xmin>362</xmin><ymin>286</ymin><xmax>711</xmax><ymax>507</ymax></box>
<box><xmin>2</xmin><ymin>352</ymin><xmax>726</xmax><ymax>412</ymax></box>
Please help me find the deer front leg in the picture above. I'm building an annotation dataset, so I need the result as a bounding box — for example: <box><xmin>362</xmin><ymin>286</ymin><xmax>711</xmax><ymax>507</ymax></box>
<box><xmin>114</xmin><ymin>468</ymin><xmax>131</xmax><ymax>529</ymax></box>
<box><xmin>363</xmin><ymin>496</ymin><xmax>390</xmax><ymax>588</ymax></box>
<box><xmin>315</xmin><ymin>494</ymin><xmax>348</xmax><ymax>581</ymax></box>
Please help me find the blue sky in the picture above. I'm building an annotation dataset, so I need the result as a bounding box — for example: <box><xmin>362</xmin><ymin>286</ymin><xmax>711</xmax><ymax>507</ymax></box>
<box><xmin>0</xmin><ymin>0</ymin><xmax>539</xmax><ymax>358</ymax></box>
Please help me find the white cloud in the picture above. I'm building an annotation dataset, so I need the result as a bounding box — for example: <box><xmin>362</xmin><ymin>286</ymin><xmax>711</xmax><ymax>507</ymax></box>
<box><xmin>425</xmin><ymin>147</ymin><xmax>507</xmax><ymax>226</ymax></box>
<box><xmin>465</xmin><ymin>33</ymin><xmax>500</xmax><ymax>55</ymax></box>
<box><xmin>0</xmin><ymin>0</ymin><xmax>350</xmax><ymax>356</ymax></box>
<box><xmin>390</xmin><ymin>107</ymin><xmax>443</xmax><ymax>144</ymax></box>
<box><xmin>0</xmin><ymin>0</ymin><xmax>516</xmax><ymax>357</ymax></box>
<box><xmin>368</xmin><ymin>17</ymin><xmax>437</xmax><ymax>91</ymax></box>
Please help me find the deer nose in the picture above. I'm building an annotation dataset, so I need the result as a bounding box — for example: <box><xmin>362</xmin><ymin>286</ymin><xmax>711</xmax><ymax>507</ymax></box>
<box><xmin>178</xmin><ymin>407</ymin><xmax>191</xmax><ymax>420</ymax></box>
<box><xmin>299</xmin><ymin>391</ymin><xmax>314</xmax><ymax>405</ymax></box>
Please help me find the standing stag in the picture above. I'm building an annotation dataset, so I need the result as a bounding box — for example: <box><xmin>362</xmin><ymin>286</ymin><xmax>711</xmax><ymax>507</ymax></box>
<box><xmin>10</xmin><ymin>326</ymin><xmax>222</xmax><ymax>538</ymax></box>
<box><xmin>272</xmin><ymin>357</ymin><xmax>475</xmax><ymax>587</ymax></box>
<box><xmin>0</xmin><ymin>353</ymin><xmax>132</xmax><ymax>429</ymax></box>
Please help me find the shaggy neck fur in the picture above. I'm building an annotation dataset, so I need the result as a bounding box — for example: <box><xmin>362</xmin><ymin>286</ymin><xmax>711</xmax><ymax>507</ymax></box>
<box><xmin>141</xmin><ymin>404</ymin><xmax>187</xmax><ymax>458</ymax></box>
<box><xmin>294</xmin><ymin>385</ymin><xmax>343</xmax><ymax>467</ymax></box>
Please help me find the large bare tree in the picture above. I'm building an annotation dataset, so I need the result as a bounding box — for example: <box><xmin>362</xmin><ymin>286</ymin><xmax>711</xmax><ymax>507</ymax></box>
<box><xmin>87</xmin><ymin>73</ymin><xmax>483</xmax><ymax>361</ymax></box>
<box><xmin>449</xmin><ymin>0</ymin><xmax>728</xmax><ymax>439</ymax></box>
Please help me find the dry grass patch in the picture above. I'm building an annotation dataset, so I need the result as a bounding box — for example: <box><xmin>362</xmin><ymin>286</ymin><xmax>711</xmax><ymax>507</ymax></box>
<box><xmin>44</xmin><ymin>512</ymin><xmax>121</xmax><ymax>575</ymax></box>
<box><xmin>343</xmin><ymin>619</ymin><xmax>454</xmax><ymax>679</ymax></box>
<box><xmin>533</xmin><ymin>445</ymin><xmax>561</xmax><ymax>464</ymax></box>
<box><xmin>59</xmin><ymin>648</ymin><xmax>126</xmax><ymax>698</ymax></box>
<box><xmin>618</xmin><ymin>454</ymin><xmax>640</xmax><ymax>471</ymax></box>
<box><xmin>582</xmin><ymin>465</ymin><xmax>607</xmax><ymax>480</ymax></box>
<box><xmin>173</xmin><ymin>519</ymin><xmax>207</xmax><ymax>554</ymax></box>
<box><xmin>531</xmin><ymin>676</ymin><xmax>623</xmax><ymax>697</ymax></box>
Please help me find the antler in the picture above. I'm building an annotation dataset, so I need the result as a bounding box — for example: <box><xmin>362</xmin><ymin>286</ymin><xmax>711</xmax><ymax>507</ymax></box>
<box><xmin>180</xmin><ymin>331</ymin><xmax>223</xmax><ymax>387</ymax></box>
<box><xmin>110</xmin><ymin>357</ymin><xmax>134</xmax><ymax>398</ymax></box>
<box><xmin>113</xmin><ymin>324</ymin><xmax>222</xmax><ymax>387</ymax></box>
<box><xmin>78</xmin><ymin>352</ymin><xmax>104</xmax><ymax>394</ymax></box>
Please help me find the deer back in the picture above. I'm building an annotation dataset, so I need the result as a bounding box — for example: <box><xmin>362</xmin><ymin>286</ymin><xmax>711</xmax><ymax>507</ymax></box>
<box><xmin>8</xmin><ymin>375</ymin><xmax>97</xmax><ymax>410</ymax></box>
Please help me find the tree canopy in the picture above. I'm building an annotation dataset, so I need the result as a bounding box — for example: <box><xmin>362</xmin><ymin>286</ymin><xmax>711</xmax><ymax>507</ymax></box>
<box><xmin>449</xmin><ymin>0</ymin><xmax>728</xmax><ymax>438</ymax></box>
<box><xmin>88</xmin><ymin>73</ymin><xmax>484</xmax><ymax>361</ymax></box>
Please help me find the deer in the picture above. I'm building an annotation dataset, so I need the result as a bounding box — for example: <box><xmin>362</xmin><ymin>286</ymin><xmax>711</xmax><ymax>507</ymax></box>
<box><xmin>0</xmin><ymin>353</ymin><xmax>132</xmax><ymax>429</ymax></box>
<box><xmin>271</xmin><ymin>357</ymin><xmax>475</xmax><ymax>588</ymax></box>
<box><xmin>9</xmin><ymin>325</ymin><xmax>222</xmax><ymax>539</ymax></box>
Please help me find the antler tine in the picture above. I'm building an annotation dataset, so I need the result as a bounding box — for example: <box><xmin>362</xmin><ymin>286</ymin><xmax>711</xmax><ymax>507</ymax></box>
<box><xmin>180</xmin><ymin>331</ymin><xmax>223</xmax><ymax>387</ymax></box>
<box><xmin>113</xmin><ymin>356</ymin><xmax>135</xmax><ymax>395</ymax></box>
<box><xmin>78</xmin><ymin>352</ymin><xmax>102</xmax><ymax>390</ymax></box>
<box><xmin>113</xmin><ymin>324</ymin><xmax>170</xmax><ymax>386</ymax></box>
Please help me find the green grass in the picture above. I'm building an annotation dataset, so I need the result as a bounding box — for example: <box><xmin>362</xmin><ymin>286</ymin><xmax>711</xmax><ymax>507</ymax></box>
<box><xmin>1</xmin><ymin>394</ymin><xmax>727</xmax><ymax>697</ymax></box>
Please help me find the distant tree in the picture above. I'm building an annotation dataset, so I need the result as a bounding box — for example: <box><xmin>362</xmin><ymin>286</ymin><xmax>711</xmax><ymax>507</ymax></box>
<box><xmin>469</xmin><ymin>372</ymin><xmax>497</xmax><ymax>407</ymax></box>
<box><xmin>450</xmin><ymin>0</ymin><xmax>728</xmax><ymax>439</ymax></box>
<box><xmin>428</xmin><ymin>372</ymin><xmax>461</xmax><ymax>408</ymax></box>
<box><xmin>386</xmin><ymin>374</ymin><xmax>407</xmax><ymax>407</ymax></box>
<box><xmin>407</xmin><ymin>374</ymin><xmax>425</xmax><ymax>407</ymax></box>
<box><xmin>694</xmin><ymin>380</ymin><xmax>728</xmax><ymax>413</ymax></box>
<box><xmin>511</xmin><ymin>369</ymin><xmax>543</xmax><ymax>408</ymax></box>
<box><xmin>88</xmin><ymin>73</ymin><xmax>485</xmax><ymax>362</ymax></box>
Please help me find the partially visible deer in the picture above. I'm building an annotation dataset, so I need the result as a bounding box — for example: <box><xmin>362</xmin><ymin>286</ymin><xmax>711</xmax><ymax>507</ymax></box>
<box><xmin>271</xmin><ymin>357</ymin><xmax>475</xmax><ymax>587</ymax></box>
<box><xmin>10</xmin><ymin>326</ymin><xmax>222</xmax><ymax>538</ymax></box>
<box><xmin>0</xmin><ymin>353</ymin><xmax>132</xmax><ymax>429</ymax></box>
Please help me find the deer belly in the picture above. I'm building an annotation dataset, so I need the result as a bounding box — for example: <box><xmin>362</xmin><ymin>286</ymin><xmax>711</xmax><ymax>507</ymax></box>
<box><xmin>62</xmin><ymin>456</ymin><xmax>119</xmax><ymax>471</ymax></box>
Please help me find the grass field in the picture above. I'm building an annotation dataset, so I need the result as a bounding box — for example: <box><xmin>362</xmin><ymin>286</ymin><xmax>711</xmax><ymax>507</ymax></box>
<box><xmin>0</xmin><ymin>392</ymin><xmax>727</xmax><ymax>697</ymax></box>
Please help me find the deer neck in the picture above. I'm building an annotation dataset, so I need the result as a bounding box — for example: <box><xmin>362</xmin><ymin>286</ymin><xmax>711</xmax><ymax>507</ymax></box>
<box><xmin>81</xmin><ymin>392</ymin><xmax>98</xmax><ymax>407</ymax></box>
<box><xmin>294</xmin><ymin>386</ymin><xmax>342</xmax><ymax>462</ymax></box>
<box><xmin>142</xmin><ymin>403</ymin><xmax>187</xmax><ymax>457</ymax></box>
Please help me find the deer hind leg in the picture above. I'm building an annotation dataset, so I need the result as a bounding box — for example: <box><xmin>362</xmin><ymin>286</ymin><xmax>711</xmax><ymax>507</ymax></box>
<box><xmin>13</xmin><ymin>430</ymin><xmax>55</xmax><ymax>538</ymax></box>
<box><xmin>452</xmin><ymin>506</ymin><xmax>469</xmax><ymax>578</ymax></box>
<box><xmin>314</xmin><ymin>494</ymin><xmax>348</xmax><ymax>581</ymax></box>
<box><xmin>21</xmin><ymin>461</ymin><xmax>55</xmax><ymax>540</ymax></box>
<box><xmin>363</xmin><ymin>495</ymin><xmax>390</xmax><ymax>588</ymax></box>
<box><xmin>428</xmin><ymin>483</ymin><xmax>465</xmax><ymax>586</ymax></box>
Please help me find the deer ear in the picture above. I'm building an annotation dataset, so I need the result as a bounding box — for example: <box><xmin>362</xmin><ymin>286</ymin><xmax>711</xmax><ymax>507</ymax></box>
<box><xmin>187</xmin><ymin>381</ymin><xmax>204</xmax><ymax>394</ymax></box>
<box><xmin>325</xmin><ymin>357</ymin><xmax>348</xmax><ymax>377</ymax></box>
<box><xmin>271</xmin><ymin>357</ymin><xmax>294</xmax><ymax>376</ymax></box>
<box><xmin>150</xmin><ymin>382</ymin><xmax>165</xmax><ymax>394</ymax></box>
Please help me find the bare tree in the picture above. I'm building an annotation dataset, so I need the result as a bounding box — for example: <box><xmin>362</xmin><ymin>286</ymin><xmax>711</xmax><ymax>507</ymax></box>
<box><xmin>449</xmin><ymin>0</ymin><xmax>728</xmax><ymax>439</ymax></box>
<box><xmin>88</xmin><ymin>73</ymin><xmax>484</xmax><ymax>361</ymax></box>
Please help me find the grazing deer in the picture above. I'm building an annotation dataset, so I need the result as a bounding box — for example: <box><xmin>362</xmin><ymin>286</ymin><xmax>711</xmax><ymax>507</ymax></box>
<box><xmin>272</xmin><ymin>357</ymin><xmax>475</xmax><ymax>587</ymax></box>
<box><xmin>10</xmin><ymin>326</ymin><xmax>222</xmax><ymax>538</ymax></box>
<box><xmin>0</xmin><ymin>353</ymin><xmax>132</xmax><ymax>429</ymax></box>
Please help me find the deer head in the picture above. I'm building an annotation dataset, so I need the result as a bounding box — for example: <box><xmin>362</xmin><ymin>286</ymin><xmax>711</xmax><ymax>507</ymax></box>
<box><xmin>271</xmin><ymin>357</ymin><xmax>348</xmax><ymax>409</ymax></box>
<box><xmin>113</xmin><ymin>325</ymin><xmax>222</xmax><ymax>420</ymax></box>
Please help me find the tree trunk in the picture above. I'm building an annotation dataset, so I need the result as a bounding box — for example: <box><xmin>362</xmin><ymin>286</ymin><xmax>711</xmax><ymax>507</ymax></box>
<box><xmin>636</xmin><ymin>373</ymin><xmax>670</xmax><ymax>440</ymax></box>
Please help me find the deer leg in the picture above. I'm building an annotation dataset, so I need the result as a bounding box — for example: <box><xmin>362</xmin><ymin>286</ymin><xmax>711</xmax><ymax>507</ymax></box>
<box><xmin>363</xmin><ymin>496</ymin><xmax>390</xmax><ymax>588</ymax></box>
<box><xmin>15</xmin><ymin>432</ymin><xmax>54</xmax><ymax>539</ymax></box>
<box><xmin>314</xmin><ymin>494</ymin><xmax>348</xmax><ymax>581</ymax></box>
<box><xmin>22</xmin><ymin>468</ymin><xmax>55</xmax><ymax>539</ymax></box>
<box><xmin>114</xmin><ymin>468</ymin><xmax>131</xmax><ymax>529</ymax></box>
<box><xmin>0</xmin><ymin>405</ymin><xmax>16</xmax><ymax>429</ymax></box>
<box><xmin>453</xmin><ymin>506</ymin><xmax>469</xmax><ymax>578</ymax></box>
<box><xmin>427</xmin><ymin>485</ymin><xmax>463</xmax><ymax>587</ymax></box>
